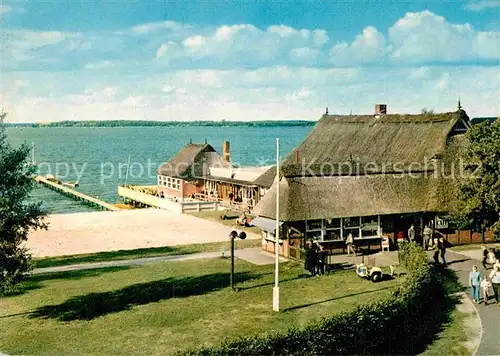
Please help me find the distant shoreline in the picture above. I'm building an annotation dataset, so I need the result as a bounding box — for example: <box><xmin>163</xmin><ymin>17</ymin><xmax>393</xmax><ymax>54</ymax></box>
<box><xmin>6</xmin><ymin>120</ymin><xmax>317</xmax><ymax>128</ymax></box>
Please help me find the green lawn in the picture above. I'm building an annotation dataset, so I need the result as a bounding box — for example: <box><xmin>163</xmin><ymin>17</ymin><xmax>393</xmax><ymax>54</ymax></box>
<box><xmin>419</xmin><ymin>270</ymin><xmax>473</xmax><ymax>356</ymax></box>
<box><xmin>419</xmin><ymin>309</ymin><xmax>471</xmax><ymax>356</ymax></box>
<box><xmin>0</xmin><ymin>258</ymin><xmax>400</xmax><ymax>355</ymax></box>
<box><xmin>190</xmin><ymin>210</ymin><xmax>262</xmax><ymax>235</ymax></box>
<box><xmin>451</xmin><ymin>242</ymin><xmax>500</xmax><ymax>251</ymax></box>
<box><xmin>34</xmin><ymin>239</ymin><xmax>260</xmax><ymax>268</ymax></box>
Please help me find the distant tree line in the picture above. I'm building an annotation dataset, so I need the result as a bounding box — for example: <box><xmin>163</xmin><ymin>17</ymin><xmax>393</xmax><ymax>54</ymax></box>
<box><xmin>30</xmin><ymin>120</ymin><xmax>316</xmax><ymax>128</ymax></box>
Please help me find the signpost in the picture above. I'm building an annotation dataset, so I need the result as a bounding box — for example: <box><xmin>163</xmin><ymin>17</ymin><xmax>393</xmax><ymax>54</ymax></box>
<box><xmin>229</xmin><ymin>230</ymin><xmax>246</xmax><ymax>290</ymax></box>
<box><xmin>273</xmin><ymin>138</ymin><xmax>280</xmax><ymax>312</ymax></box>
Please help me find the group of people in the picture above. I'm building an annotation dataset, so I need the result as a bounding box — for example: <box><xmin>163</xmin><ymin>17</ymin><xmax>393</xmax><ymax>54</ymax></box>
<box><xmin>469</xmin><ymin>258</ymin><xmax>500</xmax><ymax>305</ymax></box>
<box><xmin>304</xmin><ymin>241</ymin><xmax>327</xmax><ymax>276</ymax></box>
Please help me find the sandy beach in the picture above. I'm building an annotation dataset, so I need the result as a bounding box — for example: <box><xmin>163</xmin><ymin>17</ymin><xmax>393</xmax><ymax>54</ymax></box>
<box><xmin>27</xmin><ymin>209</ymin><xmax>260</xmax><ymax>257</ymax></box>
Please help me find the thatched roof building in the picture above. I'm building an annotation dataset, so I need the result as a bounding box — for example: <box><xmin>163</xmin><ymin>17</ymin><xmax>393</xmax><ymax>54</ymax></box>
<box><xmin>157</xmin><ymin>143</ymin><xmax>229</xmax><ymax>179</ymax></box>
<box><xmin>253</xmin><ymin>107</ymin><xmax>470</xmax><ymax>221</ymax></box>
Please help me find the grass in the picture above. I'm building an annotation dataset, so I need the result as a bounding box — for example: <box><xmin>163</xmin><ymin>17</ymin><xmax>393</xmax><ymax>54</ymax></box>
<box><xmin>451</xmin><ymin>242</ymin><xmax>500</xmax><ymax>251</ymax></box>
<box><xmin>419</xmin><ymin>309</ymin><xmax>471</xmax><ymax>356</ymax></box>
<box><xmin>419</xmin><ymin>269</ymin><xmax>475</xmax><ymax>356</ymax></box>
<box><xmin>0</xmin><ymin>258</ymin><xmax>400</xmax><ymax>355</ymax></box>
<box><xmin>190</xmin><ymin>210</ymin><xmax>262</xmax><ymax>235</ymax></box>
<box><xmin>34</xmin><ymin>239</ymin><xmax>261</xmax><ymax>269</ymax></box>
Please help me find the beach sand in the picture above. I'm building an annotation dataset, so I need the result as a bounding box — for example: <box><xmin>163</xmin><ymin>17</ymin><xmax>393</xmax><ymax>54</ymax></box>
<box><xmin>27</xmin><ymin>209</ymin><xmax>260</xmax><ymax>257</ymax></box>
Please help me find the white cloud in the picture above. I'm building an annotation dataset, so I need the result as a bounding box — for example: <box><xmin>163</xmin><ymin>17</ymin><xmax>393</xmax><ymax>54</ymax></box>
<box><xmin>84</xmin><ymin>60</ymin><xmax>113</xmax><ymax>70</ymax></box>
<box><xmin>162</xmin><ymin>85</ymin><xmax>186</xmax><ymax>95</ymax></box>
<box><xmin>330</xmin><ymin>26</ymin><xmax>387</xmax><ymax>65</ymax></box>
<box><xmin>154</xmin><ymin>23</ymin><xmax>329</xmax><ymax>66</ymax></box>
<box><xmin>121</xmin><ymin>96</ymin><xmax>150</xmax><ymax>107</ymax></box>
<box><xmin>408</xmin><ymin>67</ymin><xmax>431</xmax><ymax>80</ymax></box>
<box><xmin>14</xmin><ymin>80</ymin><xmax>29</xmax><ymax>88</ymax></box>
<box><xmin>156</xmin><ymin>41</ymin><xmax>178</xmax><ymax>59</ymax></box>
<box><xmin>464</xmin><ymin>0</ymin><xmax>500</xmax><ymax>11</ymax></box>
<box><xmin>285</xmin><ymin>88</ymin><xmax>313</xmax><ymax>101</ymax></box>
<box><xmin>129</xmin><ymin>21</ymin><xmax>189</xmax><ymax>35</ymax></box>
<box><xmin>389</xmin><ymin>10</ymin><xmax>499</xmax><ymax>62</ymax></box>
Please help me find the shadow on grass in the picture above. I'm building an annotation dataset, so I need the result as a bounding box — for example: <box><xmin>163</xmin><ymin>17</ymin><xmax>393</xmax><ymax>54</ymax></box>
<box><xmin>34</xmin><ymin>246</ymin><xmax>181</xmax><ymax>268</ymax></box>
<box><xmin>284</xmin><ymin>284</ymin><xmax>397</xmax><ymax>312</ymax></box>
<box><xmin>3</xmin><ymin>266</ymin><xmax>131</xmax><ymax>298</ymax></box>
<box><xmin>30</xmin><ymin>271</ymin><xmax>260</xmax><ymax>321</ymax></box>
<box><xmin>403</xmin><ymin>267</ymin><xmax>464</xmax><ymax>355</ymax></box>
<box><xmin>326</xmin><ymin>262</ymin><xmax>355</xmax><ymax>272</ymax></box>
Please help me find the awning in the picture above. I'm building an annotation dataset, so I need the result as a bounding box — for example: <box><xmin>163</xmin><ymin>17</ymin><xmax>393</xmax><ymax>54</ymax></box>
<box><xmin>251</xmin><ymin>216</ymin><xmax>283</xmax><ymax>233</ymax></box>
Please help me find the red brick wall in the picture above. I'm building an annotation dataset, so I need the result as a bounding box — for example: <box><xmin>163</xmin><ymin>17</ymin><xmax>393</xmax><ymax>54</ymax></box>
<box><xmin>182</xmin><ymin>180</ymin><xmax>204</xmax><ymax>197</ymax></box>
<box><xmin>157</xmin><ymin>186</ymin><xmax>182</xmax><ymax>198</ymax></box>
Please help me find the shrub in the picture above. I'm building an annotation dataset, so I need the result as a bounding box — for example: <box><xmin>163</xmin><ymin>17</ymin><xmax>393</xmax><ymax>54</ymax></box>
<box><xmin>185</xmin><ymin>242</ymin><xmax>448</xmax><ymax>356</ymax></box>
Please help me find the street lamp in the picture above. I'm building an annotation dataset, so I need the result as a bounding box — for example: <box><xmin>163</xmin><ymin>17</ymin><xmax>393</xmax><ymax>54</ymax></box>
<box><xmin>229</xmin><ymin>230</ymin><xmax>247</xmax><ymax>290</ymax></box>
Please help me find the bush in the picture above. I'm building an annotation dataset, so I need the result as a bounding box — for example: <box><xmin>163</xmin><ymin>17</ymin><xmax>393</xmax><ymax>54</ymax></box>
<box><xmin>185</xmin><ymin>242</ymin><xmax>448</xmax><ymax>356</ymax></box>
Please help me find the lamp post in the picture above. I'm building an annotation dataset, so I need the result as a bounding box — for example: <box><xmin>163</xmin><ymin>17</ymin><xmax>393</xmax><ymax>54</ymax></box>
<box><xmin>273</xmin><ymin>138</ymin><xmax>280</xmax><ymax>312</ymax></box>
<box><xmin>229</xmin><ymin>230</ymin><xmax>246</xmax><ymax>290</ymax></box>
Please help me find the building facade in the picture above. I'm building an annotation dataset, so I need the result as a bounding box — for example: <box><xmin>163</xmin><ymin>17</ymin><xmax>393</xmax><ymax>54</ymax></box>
<box><xmin>252</xmin><ymin>104</ymin><xmax>476</xmax><ymax>258</ymax></box>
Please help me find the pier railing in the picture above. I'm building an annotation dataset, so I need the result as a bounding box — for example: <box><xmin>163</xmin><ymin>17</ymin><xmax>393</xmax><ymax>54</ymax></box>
<box><xmin>34</xmin><ymin>176</ymin><xmax>120</xmax><ymax>211</ymax></box>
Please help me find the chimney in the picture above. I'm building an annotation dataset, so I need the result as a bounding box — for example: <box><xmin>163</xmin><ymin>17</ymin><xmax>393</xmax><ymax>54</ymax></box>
<box><xmin>222</xmin><ymin>141</ymin><xmax>231</xmax><ymax>163</ymax></box>
<box><xmin>375</xmin><ymin>104</ymin><xmax>387</xmax><ymax>115</ymax></box>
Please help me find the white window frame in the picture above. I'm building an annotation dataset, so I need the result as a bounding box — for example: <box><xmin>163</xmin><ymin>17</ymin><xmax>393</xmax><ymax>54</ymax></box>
<box><xmin>305</xmin><ymin>215</ymin><xmax>382</xmax><ymax>242</ymax></box>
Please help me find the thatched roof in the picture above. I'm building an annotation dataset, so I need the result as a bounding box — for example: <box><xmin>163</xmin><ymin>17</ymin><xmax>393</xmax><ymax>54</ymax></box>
<box><xmin>157</xmin><ymin>143</ymin><xmax>228</xmax><ymax>179</ymax></box>
<box><xmin>283</xmin><ymin>111</ymin><xmax>468</xmax><ymax>169</ymax></box>
<box><xmin>252</xmin><ymin>173</ymin><xmax>452</xmax><ymax>221</ymax></box>
<box><xmin>252</xmin><ymin>110</ymin><xmax>469</xmax><ymax>220</ymax></box>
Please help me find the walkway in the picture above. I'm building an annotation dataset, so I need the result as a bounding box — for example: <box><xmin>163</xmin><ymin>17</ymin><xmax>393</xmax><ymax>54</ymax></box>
<box><xmin>33</xmin><ymin>248</ymin><xmax>287</xmax><ymax>275</ymax></box>
<box><xmin>446</xmin><ymin>250</ymin><xmax>500</xmax><ymax>356</ymax></box>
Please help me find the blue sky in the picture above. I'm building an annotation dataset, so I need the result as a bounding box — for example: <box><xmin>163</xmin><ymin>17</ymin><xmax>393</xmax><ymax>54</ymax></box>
<box><xmin>1</xmin><ymin>0</ymin><xmax>499</xmax><ymax>122</ymax></box>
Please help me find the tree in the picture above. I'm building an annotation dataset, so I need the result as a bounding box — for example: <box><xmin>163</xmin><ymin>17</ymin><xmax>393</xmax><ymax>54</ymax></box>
<box><xmin>455</xmin><ymin>120</ymin><xmax>500</xmax><ymax>242</ymax></box>
<box><xmin>421</xmin><ymin>108</ymin><xmax>435</xmax><ymax>115</ymax></box>
<box><xmin>0</xmin><ymin>121</ymin><xmax>47</xmax><ymax>294</ymax></box>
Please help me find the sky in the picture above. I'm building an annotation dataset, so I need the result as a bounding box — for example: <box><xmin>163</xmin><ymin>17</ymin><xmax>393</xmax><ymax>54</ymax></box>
<box><xmin>1</xmin><ymin>0</ymin><xmax>499</xmax><ymax>122</ymax></box>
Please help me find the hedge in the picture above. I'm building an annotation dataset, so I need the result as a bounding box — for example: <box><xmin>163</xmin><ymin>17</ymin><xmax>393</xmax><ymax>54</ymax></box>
<box><xmin>184</xmin><ymin>242</ymin><xmax>449</xmax><ymax>356</ymax></box>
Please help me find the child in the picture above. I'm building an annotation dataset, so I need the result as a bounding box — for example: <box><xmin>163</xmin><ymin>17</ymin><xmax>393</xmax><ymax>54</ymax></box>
<box><xmin>480</xmin><ymin>276</ymin><xmax>492</xmax><ymax>304</ymax></box>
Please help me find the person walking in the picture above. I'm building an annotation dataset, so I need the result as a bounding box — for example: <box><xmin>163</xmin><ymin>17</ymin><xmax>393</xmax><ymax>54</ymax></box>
<box><xmin>345</xmin><ymin>232</ymin><xmax>355</xmax><ymax>256</ymax></box>
<box><xmin>469</xmin><ymin>265</ymin><xmax>482</xmax><ymax>303</ymax></box>
<box><xmin>482</xmin><ymin>246</ymin><xmax>490</xmax><ymax>269</ymax></box>
<box><xmin>438</xmin><ymin>237</ymin><xmax>447</xmax><ymax>266</ymax></box>
<box><xmin>408</xmin><ymin>224</ymin><xmax>415</xmax><ymax>242</ymax></box>
<box><xmin>306</xmin><ymin>241</ymin><xmax>318</xmax><ymax>276</ymax></box>
<box><xmin>423</xmin><ymin>224</ymin><xmax>433</xmax><ymax>250</ymax></box>
<box><xmin>481</xmin><ymin>276</ymin><xmax>492</xmax><ymax>305</ymax></box>
<box><xmin>316</xmin><ymin>244</ymin><xmax>326</xmax><ymax>276</ymax></box>
<box><xmin>432</xmin><ymin>238</ymin><xmax>440</xmax><ymax>265</ymax></box>
<box><xmin>488</xmin><ymin>265</ymin><xmax>500</xmax><ymax>306</ymax></box>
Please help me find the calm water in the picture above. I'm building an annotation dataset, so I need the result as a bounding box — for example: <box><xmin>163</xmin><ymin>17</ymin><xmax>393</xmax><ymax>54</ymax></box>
<box><xmin>6</xmin><ymin>126</ymin><xmax>312</xmax><ymax>214</ymax></box>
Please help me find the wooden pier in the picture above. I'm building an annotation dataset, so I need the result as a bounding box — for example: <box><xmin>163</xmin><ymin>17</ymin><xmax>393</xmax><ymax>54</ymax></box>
<box><xmin>34</xmin><ymin>175</ymin><xmax>121</xmax><ymax>211</ymax></box>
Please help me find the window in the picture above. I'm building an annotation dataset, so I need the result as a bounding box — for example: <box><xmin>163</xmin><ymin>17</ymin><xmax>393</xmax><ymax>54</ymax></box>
<box><xmin>324</xmin><ymin>218</ymin><xmax>342</xmax><ymax>241</ymax></box>
<box><xmin>324</xmin><ymin>229</ymin><xmax>341</xmax><ymax>241</ymax></box>
<box><xmin>325</xmin><ymin>218</ymin><xmax>341</xmax><ymax>229</ymax></box>
<box><xmin>306</xmin><ymin>231</ymin><xmax>322</xmax><ymax>240</ymax></box>
<box><xmin>362</xmin><ymin>215</ymin><xmax>377</xmax><ymax>225</ymax></box>
<box><xmin>306</xmin><ymin>220</ymin><xmax>322</xmax><ymax>231</ymax></box>
<box><xmin>343</xmin><ymin>217</ymin><xmax>359</xmax><ymax>228</ymax></box>
<box><xmin>345</xmin><ymin>228</ymin><xmax>360</xmax><ymax>238</ymax></box>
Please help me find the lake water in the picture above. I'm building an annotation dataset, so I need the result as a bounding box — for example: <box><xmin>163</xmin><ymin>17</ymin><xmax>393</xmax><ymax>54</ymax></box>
<box><xmin>6</xmin><ymin>126</ymin><xmax>312</xmax><ymax>214</ymax></box>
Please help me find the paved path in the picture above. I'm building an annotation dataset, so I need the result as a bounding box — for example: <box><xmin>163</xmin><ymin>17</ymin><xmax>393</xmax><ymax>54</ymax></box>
<box><xmin>33</xmin><ymin>248</ymin><xmax>287</xmax><ymax>275</ymax></box>
<box><xmin>446</xmin><ymin>250</ymin><xmax>500</xmax><ymax>356</ymax></box>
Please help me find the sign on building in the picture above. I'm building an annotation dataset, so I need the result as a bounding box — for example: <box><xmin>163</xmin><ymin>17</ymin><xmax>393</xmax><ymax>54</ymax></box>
<box><xmin>436</xmin><ymin>216</ymin><xmax>448</xmax><ymax>229</ymax></box>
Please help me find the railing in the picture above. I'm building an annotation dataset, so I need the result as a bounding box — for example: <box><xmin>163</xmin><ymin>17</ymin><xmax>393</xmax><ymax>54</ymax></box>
<box><xmin>193</xmin><ymin>193</ymin><xmax>254</xmax><ymax>213</ymax></box>
<box><xmin>118</xmin><ymin>186</ymin><xmax>220</xmax><ymax>213</ymax></box>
